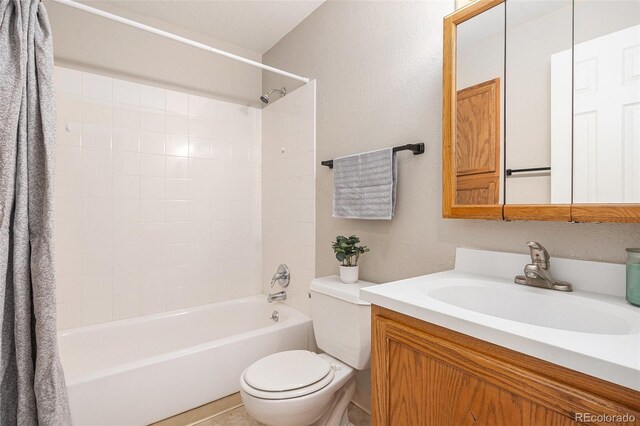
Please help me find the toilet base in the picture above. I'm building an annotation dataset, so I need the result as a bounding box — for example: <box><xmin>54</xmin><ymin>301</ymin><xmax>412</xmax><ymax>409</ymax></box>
<box><xmin>310</xmin><ymin>377</ymin><xmax>355</xmax><ymax>426</ymax></box>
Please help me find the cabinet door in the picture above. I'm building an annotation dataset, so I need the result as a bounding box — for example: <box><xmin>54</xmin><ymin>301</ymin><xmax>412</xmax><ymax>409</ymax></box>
<box><xmin>572</xmin><ymin>2</ymin><xmax>640</xmax><ymax>204</ymax></box>
<box><xmin>504</xmin><ymin>0</ymin><xmax>572</xmax><ymax>207</ymax></box>
<box><xmin>372</xmin><ymin>306</ymin><xmax>640</xmax><ymax>426</ymax></box>
<box><xmin>386</xmin><ymin>339</ymin><xmax>579</xmax><ymax>425</ymax></box>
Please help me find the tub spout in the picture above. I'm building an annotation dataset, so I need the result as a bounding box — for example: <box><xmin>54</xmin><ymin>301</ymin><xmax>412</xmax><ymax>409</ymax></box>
<box><xmin>267</xmin><ymin>290</ymin><xmax>287</xmax><ymax>303</ymax></box>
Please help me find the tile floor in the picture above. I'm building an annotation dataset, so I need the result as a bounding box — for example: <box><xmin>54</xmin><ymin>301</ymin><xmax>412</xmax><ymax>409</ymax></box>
<box><xmin>197</xmin><ymin>403</ymin><xmax>371</xmax><ymax>426</ymax></box>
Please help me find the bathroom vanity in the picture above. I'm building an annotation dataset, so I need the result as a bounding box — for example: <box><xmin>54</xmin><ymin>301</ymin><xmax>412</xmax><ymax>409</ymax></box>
<box><xmin>369</xmin><ymin>306</ymin><xmax>639</xmax><ymax>425</ymax></box>
<box><xmin>361</xmin><ymin>249</ymin><xmax>640</xmax><ymax>425</ymax></box>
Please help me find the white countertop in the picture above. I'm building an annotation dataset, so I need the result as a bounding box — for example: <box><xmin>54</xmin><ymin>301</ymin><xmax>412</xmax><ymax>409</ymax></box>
<box><xmin>360</xmin><ymin>251</ymin><xmax>640</xmax><ymax>392</ymax></box>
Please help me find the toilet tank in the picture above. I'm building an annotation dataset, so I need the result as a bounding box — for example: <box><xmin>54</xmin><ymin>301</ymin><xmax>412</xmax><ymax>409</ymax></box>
<box><xmin>310</xmin><ymin>276</ymin><xmax>372</xmax><ymax>370</ymax></box>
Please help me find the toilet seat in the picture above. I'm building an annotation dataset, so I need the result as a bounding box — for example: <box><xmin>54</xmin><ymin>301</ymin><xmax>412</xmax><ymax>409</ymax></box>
<box><xmin>241</xmin><ymin>351</ymin><xmax>336</xmax><ymax>400</ymax></box>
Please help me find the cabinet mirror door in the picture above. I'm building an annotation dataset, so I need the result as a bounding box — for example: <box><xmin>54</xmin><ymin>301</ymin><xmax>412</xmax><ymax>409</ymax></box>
<box><xmin>572</xmin><ymin>0</ymin><xmax>640</xmax><ymax>204</ymax></box>
<box><xmin>444</xmin><ymin>0</ymin><xmax>640</xmax><ymax>222</ymax></box>
<box><xmin>504</xmin><ymin>0</ymin><xmax>573</xmax><ymax>206</ymax></box>
<box><xmin>454</xmin><ymin>2</ymin><xmax>505</xmax><ymax>207</ymax></box>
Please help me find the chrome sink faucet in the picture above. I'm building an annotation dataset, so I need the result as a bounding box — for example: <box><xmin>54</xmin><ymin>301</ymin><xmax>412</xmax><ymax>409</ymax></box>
<box><xmin>515</xmin><ymin>242</ymin><xmax>573</xmax><ymax>292</ymax></box>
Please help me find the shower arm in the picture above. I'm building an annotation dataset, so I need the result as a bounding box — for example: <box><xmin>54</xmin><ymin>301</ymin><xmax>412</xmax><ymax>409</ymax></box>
<box><xmin>266</xmin><ymin>88</ymin><xmax>286</xmax><ymax>97</ymax></box>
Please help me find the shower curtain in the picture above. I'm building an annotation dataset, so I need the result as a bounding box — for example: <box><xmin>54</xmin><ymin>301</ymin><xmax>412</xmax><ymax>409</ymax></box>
<box><xmin>0</xmin><ymin>0</ymin><xmax>72</xmax><ymax>424</ymax></box>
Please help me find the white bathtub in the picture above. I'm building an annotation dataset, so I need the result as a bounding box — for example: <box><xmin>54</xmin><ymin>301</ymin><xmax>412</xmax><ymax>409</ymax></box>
<box><xmin>58</xmin><ymin>295</ymin><xmax>312</xmax><ymax>425</ymax></box>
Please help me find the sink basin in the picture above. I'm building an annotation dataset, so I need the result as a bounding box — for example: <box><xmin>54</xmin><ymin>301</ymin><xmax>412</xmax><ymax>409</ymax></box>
<box><xmin>360</xmin><ymin>252</ymin><xmax>640</xmax><ymax>392</ymax></box>
<box><xmin>428</xmin><ymin>281</ymin><xmax>632</xmax><ymax>335</ymax></box>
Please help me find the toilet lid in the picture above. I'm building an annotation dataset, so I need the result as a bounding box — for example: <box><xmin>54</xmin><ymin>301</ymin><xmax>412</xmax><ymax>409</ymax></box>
<box><xmin>241</xmin><ymin>368</ymin><xmax>335</xmax><ymax>400</ymax></box>
<box><xmin>243</xmin><ymin>350</ymin><xmax>332</xmax><ymax>392</ymax></box>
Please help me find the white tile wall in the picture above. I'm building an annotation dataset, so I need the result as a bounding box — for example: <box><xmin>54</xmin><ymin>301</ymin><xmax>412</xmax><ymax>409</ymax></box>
<box><xmin>54</xmin><ymin>66</ymin><xmax>262</xmax><ymax>329</ymax></box>
<box><xmin>262</xmin><ymin>82</ymin><xmax>316</xmax><ymax>316</ymax></box>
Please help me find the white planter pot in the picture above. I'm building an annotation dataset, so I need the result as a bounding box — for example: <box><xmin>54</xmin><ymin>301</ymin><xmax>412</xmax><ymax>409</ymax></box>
<box><xmin>339</xmin><ymin>266</ymin><xmax>359</xmax><ymax>284</ymax></box>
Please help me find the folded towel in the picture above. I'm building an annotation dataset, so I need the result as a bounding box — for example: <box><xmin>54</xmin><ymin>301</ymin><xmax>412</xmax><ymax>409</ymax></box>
<box><xmin>332</xmin><ymin>148</ymin><xmax>397</xmax><ymax>220</ymax></box>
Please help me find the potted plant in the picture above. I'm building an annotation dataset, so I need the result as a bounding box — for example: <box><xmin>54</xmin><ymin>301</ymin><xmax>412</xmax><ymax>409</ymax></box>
<box><xmin>332</xmin><ymin>235</ymin><xmax>370</xmax><ymax>284</ymax></box>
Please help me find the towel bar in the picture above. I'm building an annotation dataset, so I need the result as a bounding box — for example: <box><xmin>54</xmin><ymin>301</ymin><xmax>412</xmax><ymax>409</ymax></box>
<box><xmin>321</xmin><ymin>143</ymin><xmax>425</xmax><ymax>169</ymax></box>
<box><xmin>506</xmin><ymin>167</ymin><xmax>551</xmax><ymax>176</ymax></box>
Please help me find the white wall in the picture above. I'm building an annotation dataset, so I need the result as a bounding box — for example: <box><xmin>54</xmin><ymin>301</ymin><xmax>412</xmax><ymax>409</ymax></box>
<box><xmin>261</xmin><ymin>82</ymin><xmax>316</xmax><ymax>316</ymax></box>
<box><xmin>54</xmin><ymin>67</ymin><xmax>262</xmax><ymax>329</ymax></box>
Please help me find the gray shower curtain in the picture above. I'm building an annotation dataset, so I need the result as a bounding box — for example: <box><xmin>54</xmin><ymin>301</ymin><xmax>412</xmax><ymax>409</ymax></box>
<box><xmin>0</xmin><ymin>0</ymin><xmax>72</xmax><ymax>424</ymax></box>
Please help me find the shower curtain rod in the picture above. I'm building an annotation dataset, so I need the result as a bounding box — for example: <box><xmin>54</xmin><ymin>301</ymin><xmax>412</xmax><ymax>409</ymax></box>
<box><xmin>48</xmin><ymin>0</ymin><xmax>311</xmax><ymax>84</ymax></box>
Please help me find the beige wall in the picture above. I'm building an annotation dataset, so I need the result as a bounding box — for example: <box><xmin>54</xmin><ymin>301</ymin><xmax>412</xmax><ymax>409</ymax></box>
<box><xmin>263</xmin><ymin>0</ymin><xmax>640</xmax><ymax>286</ymax></box>
<box><xmin>45</xmin><ymin>0</ymin><xmax>262</xmax><ymax>107</ymax></box>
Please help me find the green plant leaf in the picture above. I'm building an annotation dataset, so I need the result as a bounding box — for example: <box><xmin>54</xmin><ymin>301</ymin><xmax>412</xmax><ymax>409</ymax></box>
<box><xmin>332</xmin><ymin>234</ymin><xmax>369</xmax><ymax>265</ymax></box>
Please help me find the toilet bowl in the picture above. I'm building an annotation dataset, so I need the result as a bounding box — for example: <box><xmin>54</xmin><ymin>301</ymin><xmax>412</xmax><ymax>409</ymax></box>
<box><xmin>240</xmin><ymin>351</ymin><xmax>355</xmax><ymax>426</ymax></box>
<box><xmin>240</xmin><ymin>277</ymin><xmax>372</xmax><ymax>426</ymax></box>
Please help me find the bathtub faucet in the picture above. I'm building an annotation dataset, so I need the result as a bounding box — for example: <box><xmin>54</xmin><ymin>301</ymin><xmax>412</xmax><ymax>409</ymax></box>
<box><xmin>271</xmin><ymin>264</ymin><xmax>290</xmax><ymax>288</ymax></box>
<box><xmin>267</xmin><ymin>290</ymin><xmax>287</xmax><ymax>303</ymax></box>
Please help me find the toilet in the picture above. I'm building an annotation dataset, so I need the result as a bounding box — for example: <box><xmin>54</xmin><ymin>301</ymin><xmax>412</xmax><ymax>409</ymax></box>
<box><xmin>240</xmin><ymin>277</ymin><xmax>372</xmax><ymax>426</ymax></box>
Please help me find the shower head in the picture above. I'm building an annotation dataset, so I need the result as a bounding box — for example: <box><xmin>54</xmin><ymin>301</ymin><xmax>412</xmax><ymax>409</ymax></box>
<box><xmin>260</xmin><ymin>87</ymin><xmax>286</xmax><ymax>104</ymax></box>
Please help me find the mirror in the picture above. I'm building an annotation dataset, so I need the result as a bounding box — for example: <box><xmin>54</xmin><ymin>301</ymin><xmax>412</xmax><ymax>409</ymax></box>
<box><xmin>505</xmin><ymin>0</ymin><xmax>573</xmax><ymax>204</ymax></box>
<box><xmin>455</xmin><ymin>3</ymin><xmax>505</xmax><ymax>206</ymax></box>
<box><xmin>443</xmin><ymin>0</ymin><xmax>640</xmax><ymax>222</ymax></box>
<box><xmin>573</xmin><ymin>0</ymin><xmax>640</xmax><ymax>203</ymax></box>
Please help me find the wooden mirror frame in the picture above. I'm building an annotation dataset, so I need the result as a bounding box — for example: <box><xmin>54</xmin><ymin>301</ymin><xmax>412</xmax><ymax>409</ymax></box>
<box><xmin>443</xmin><ymin>0</ymin><xmax>505</xmax><ymax>220</ymax></box>
<box><xmin>442</xmin><ymin>0</ymin><xmax>640</xmax><ymax>223</ymax></box>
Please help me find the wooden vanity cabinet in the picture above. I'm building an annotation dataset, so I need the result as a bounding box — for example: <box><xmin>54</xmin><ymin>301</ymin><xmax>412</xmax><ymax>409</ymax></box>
<box><xmin>371</xmin><ymin>305</ymin><xmax>640</xmax><ymax>426</ymax></box>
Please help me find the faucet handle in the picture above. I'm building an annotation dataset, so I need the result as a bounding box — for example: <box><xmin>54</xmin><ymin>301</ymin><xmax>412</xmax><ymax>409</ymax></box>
<box><xmin>526</xmin><ymin>241</ymin><xmax>550</xmax><ymax>269</ymax></box>
<box><xmin>270</xmin><ymin>264</ymin><xmax>290</xmax><ymax>288</ymax></box>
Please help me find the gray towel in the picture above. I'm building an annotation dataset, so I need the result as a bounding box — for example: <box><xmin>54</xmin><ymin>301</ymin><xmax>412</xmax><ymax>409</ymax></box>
<box><xmin>332</xmin><ymin>148</ymin><xmax>397</xmax><ymax>219</ymax></box>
